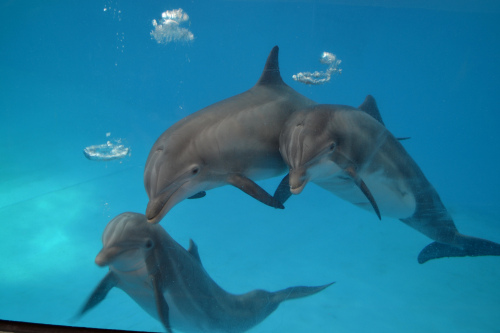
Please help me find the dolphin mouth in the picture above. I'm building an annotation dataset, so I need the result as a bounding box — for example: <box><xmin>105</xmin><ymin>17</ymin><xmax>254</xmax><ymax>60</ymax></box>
<box><xmin>146</xmin><ymin>200</ymin><xmax>166</xmax><ymax>224</ymax></box>
<box><xmin>146</xmin><ymin>192</ymin><xmax>173</xmax><ymax>224</ymax></box>
<box><xmin>288</xmin><ymin>168</ymin><xmax>309</xmax><ymax>195</ymax></box>
<box><xmin>290</xmin><ymin>182</ymin><xmax>307</xmax><ymax>195</ymax></box>
<box><xmin>146</xmin><ymin>181</ymin><xmax>189</xmax><ymax>223</ymax></box>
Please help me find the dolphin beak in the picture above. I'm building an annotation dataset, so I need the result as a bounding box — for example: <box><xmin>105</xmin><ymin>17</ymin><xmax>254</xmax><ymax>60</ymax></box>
<box><xmin>146</xmin><ymin>196</ymin><xmax>168</xmax><ymax>224</ymax></box>
<box><xmin>146</xmin><ymin>181</ymin><xmax>193</xmax><ymax>223</ymax></box>
<box><xmin>289</xmin><ymin>168</ymin><xmax>309</xmax><ymax>194</ymax></box>
<box><xmin>145</xmin><ymin>184</ymin><xmax>179</xmax><ymax>223</ymax></box>
<box><xmin>95</xmin><ymin>246</ymin><xmax>122</xmax><ymax>267</ymax></box>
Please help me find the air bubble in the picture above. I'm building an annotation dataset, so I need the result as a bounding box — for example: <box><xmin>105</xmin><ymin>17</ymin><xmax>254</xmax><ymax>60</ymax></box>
<box><xmin>150</xmin><ymin>8</ymin><xmax>194</xmax><ymax>45</ymax></box>
<box><xmin>83</xmin><ymin>140</ymin><xmax>130</xmax><ymax>161</ymax></box>
<box><xmin>293</xmin><ymin>52</ymin><xmax>342</xmax><ymax>85</ymax></box>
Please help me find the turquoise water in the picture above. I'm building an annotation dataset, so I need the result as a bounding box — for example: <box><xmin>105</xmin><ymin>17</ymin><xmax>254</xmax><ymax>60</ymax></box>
<box><xmin>1</xmin><ymin>1</ymin><xmax>500</xmax><ymax>332</ymax></box>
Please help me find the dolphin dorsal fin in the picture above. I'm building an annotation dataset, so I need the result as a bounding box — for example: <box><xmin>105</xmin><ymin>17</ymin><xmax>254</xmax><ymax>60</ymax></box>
<box><xmin>358</xmin><ymin>95</ymin><xmax>385</xmax><ymax>126</ymax></box>
<box><xmin>188</xmin><ymin>239</ymin><xmax>203</xmax><ymax>265</ymax></box>
<box><xmin>256</xmin><ymin>46</ymin><xmax>285</xmax><ymax>86</ymax></box>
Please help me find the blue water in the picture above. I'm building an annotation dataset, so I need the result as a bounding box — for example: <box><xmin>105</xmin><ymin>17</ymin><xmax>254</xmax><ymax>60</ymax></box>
<box><xmin>1</xmin><ymin>1</ymin><xmax>500</xmax><ymax>332</ymax></box>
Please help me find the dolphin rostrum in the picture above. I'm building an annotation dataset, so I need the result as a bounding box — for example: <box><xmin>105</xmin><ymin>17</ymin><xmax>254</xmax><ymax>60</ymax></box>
<box><xmin>275</xmin><ymin>95</ymin><xmax>500</xmax><ymax>263</ymax></box>
<box><xmin>76</xmin><ymin>212</ymin><xmax>333</xmax><ymax>332</ymax></box>
<box><xmin>144</xmin><ymin>46</ymin><xmax>316</xmax><ymax>223</ymax></box>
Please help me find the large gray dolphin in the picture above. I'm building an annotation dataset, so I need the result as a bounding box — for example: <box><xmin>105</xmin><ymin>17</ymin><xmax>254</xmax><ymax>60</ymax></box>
<box><xmin>144</xmin><ymin>46</ymin><xmax>316</xmax><ymax>223</ymax></box>
<box><xmin>274</xmin><ymin>95</ymin><xmax>500</xmax><ymax>263</ymax></box>
<box><xmin>76</xmin><ymin>212</ymin><xmax>333</xmax><ymax>333</ymax></box>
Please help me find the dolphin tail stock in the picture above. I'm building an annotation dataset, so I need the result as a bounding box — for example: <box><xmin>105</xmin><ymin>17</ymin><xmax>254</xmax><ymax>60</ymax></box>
<box><xmin>418</xmin><ymin>235</ymin><xmax>500</xmax><ymax>264</ymax></box>
<box><xmin>270</xmin><ymin>282</ymin><xmax>334</xmax><ymax>304</ymax></box>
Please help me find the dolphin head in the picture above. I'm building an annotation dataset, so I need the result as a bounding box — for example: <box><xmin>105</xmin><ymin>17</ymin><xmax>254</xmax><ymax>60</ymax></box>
<box><xmin>280</xmin><ymin>105</ymin><xmax>346</xmax><ymax>194</ymax></box>
<box><xmin>144</xmin><ymin>139</ymin><xmax>210</xmax><ymax>224</ymax></box>
<box><xmin>95</xmin><ymin>212</ymin><xmax>159</xmax><ymax>272</ymax></box>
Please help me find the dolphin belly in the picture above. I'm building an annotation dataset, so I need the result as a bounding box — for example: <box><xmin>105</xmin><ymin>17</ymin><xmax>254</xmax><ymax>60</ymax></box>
<box><xmin>314</xmin><ymin>169</ymin><xmax>416</xmax><ymax>219</ymax></box>
<box><xmin>162</xmin><ymin>292</ymin><xmax>213</xmax><ymax>333</ymax></box>
<box><xmin>362</xmin><ymin>170</ymin><xmax>416</xmax><ymax>219</ymax></box>
<box><xmin>119</xmin><ymin>281</ymin><xmax>213</xmax><ymax>333</ymax></box>
<box><xmin>113</xmin><ymin>268</ymin><xmax>160</xmax><ymax>322</ymax></box>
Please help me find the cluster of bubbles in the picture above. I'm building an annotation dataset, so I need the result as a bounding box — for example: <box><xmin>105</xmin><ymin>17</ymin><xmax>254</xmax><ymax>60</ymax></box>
<box><xmin>111</xmin><ymin>32</ymin><xmax>125</xmax><ymax>57</ymax></box>
<box><xmin>151</xmin><ymin>8</ymin><xmax>194</xmax><ymax>45</ymax></box>
<box><xmin>103</xmin><ymin>4</ymin><xmax>122</xmax><ymax>21</ymax></box>
<box><xmin>292</xmin><ymin>52</ymin><xmax>342</xmax><ymax>85</ymax></box>
<box><xmin>83</xmin><ymin>134</ymin><xmax>130</xmax><ymax>162</ymax></box>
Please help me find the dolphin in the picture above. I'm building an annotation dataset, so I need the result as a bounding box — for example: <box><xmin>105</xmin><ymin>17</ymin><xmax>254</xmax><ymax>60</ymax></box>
<box><xmin>76</xmin><ymin>212</ymin><xmax>333</xmax><ymax>333</ymax></box>
<box><xmin>274</xmin><ymin>95</ymin><xmax>500</xmax><ymax>263</ymax></box>
<box><xmin>144</xmin><ymin>46</ymin><xmax>316</xmax><ymax>223</ymax></box>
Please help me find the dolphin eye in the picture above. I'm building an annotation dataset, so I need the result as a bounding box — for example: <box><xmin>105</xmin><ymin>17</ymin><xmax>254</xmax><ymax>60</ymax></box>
<box><xmin>145</xmin><ymin>239</ymin><xmax>154</xmax><ymax>249</ymax></box>
<box><xmin>329</xmin><ymin>143</ymin><xmax>336</xmax><ymax>151</ymax></box>
<box><xmin>191</xmin><ymin>166</ymin><xmax>200</xmax><ymax>175</ymax></box>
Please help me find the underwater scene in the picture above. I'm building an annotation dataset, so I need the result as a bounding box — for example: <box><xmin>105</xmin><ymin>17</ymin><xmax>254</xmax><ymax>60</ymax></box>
<box><xmin>1</xmin><ymin>1</ymin><xmax>500</xmax><ymax>332</ymax></box>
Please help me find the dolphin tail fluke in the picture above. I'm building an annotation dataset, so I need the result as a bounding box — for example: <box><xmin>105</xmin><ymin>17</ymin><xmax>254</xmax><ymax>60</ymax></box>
<box><xmin>271</xmin><ymin>282</ymin><xmax>334</xmax><ymax>304</ymax></box>
<box><xmin>418</xmin><ymin>236</ymin><xmax>500</xmax><ymax>264</ymax></box>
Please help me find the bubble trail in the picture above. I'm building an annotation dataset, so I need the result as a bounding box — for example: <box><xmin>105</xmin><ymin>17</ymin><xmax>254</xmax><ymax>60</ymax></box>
<box><xmin>293</xmin><ymin>52</ymin><xmax>342</xmax><ymax>85</ymax></box>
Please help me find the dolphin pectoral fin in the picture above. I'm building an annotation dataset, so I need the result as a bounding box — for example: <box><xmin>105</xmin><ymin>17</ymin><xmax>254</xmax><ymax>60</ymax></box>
<box><xmin>358</xmin><ymin>179</ymin><xmax>382</xmax><ymax>220</ymax></box>
<box><xmin>344</xmin><ymin>166</ymin><xmax>381</xmax><ymax>220</ymax></box>
<box><xmin>227</xmin><ymin>174</ymin><xmax>285</xmax><ymax>209</ymax></box>
<box><xmin>146</xmin><ymin>255</ymin><xmax>173</xmax><ymax>333</ymax></box>
<box><xmin>150</xmin><ymin>273</ymin><xmax>173</xmax><ymax>333</ymax></box>
<box><xmin>273</xmin><ymin>174</ymin><xmax>292</xmax><ymax>205</ymax></box>
<box><xmin>188</xmin><ymin>191</ymin><xmax>206</xmax><ymax>199</ymax></box>
<box><xmin>76</xmin><ymin>271</ymin><xmax>118</xmax><ymax>319</ymax></box>
<box><xmin>330</xmin><ymin>152</ymin><xmax>381</xmax><ymax>220</ymax></box>
<box><xmin>418</xmin><ymin>236</ymin><xmax>500</xmax><ymax>264</ymax></box>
